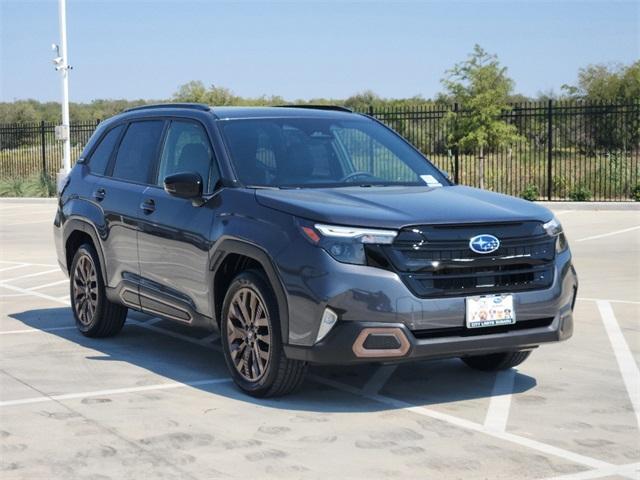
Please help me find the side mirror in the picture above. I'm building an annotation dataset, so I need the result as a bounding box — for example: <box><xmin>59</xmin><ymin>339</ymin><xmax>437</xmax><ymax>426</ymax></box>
<box><xmin>164</xmin><ymin>172</ymin><xmax>203</xmax><ymax>199</ymax></box>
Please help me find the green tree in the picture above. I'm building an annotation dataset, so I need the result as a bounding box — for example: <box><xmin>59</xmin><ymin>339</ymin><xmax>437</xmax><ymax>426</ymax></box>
<box><xmin>562</xmin><ymin>61</ymin><xmax>640</xmax><ymax>101</ymax></box>
<box><xmin>442</xmin><ymin>45</ymin><xmax>521</xmax><ymax>188</ymax></box>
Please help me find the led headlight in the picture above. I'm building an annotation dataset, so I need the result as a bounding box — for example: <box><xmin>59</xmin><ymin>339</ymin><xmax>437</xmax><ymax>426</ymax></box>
<box><xmin>543</xmin><ymin>216</ymin><xmax>568</xmax><ymax>253</ymax></box>
<box><xmin>298</xmin><ymin>220</ymin><xmax>397</xmax><ymax>265</ymax></box>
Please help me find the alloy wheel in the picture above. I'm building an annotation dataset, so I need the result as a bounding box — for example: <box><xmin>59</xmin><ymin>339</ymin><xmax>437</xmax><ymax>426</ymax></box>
<box><xmin>73</xmin><ymin>254</ymin><xmax>98</xmax><ymax>326</ymax></box>
<box><xmin>226</xmin><ymin>287</ymin><xmax>271</xmax><ymax>381</ymax></box>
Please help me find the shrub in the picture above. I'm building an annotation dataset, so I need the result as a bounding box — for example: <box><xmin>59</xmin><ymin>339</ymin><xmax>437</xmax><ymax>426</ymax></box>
<box><xmin>569</xmin><ymin>185</ymin><xmax>592</xmax><ymax>201</ymax></box>
<box><xmin>0</xmin><ymin>173</ymin><xmax>55</xmax><ymax>197</ymax></box>
<box><xmin>520</xmin><ymin>184</ymin><xmax>540</xmax><ymax>201</ymax></box>
<box><xmin>632</xmin><ymin>184</ymin><xmax>640</xmax><ymax>202</ymax></box>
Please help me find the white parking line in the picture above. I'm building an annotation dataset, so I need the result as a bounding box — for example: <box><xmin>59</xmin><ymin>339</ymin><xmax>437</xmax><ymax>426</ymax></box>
<box><xmin>0</xmin><ymin>261</ymin><xmax>58</xmax><ymax>268</ymax></box>
<box><xmin>484</xmin><ymin>368</ymin><xmax>516</xmax><ymax>432</ymax></box>
<box><xmin>575</xmin><ymin>225</ymin><xmax>640</xmax><ymax>242</ymax></box>
<box><xmin>29</xmin><ymin>279</ymin><xmax>68</xmax><ymax>291</ymax></box>
<box><xmin>0</xmin><ymin>283</ymin><xmax>70</xmax><ymax>305</ymax></box>
<box><xmin>0</xmin><ymin>378</ymin><xmax>231</xmax><ymax>407</ymax></box>
<box><xmin>1</xmin><ymin>269</ymin><xmax>61</xmax><ymax>283</ymax></box>
<box><xmin>596</xmin><ymin>300</ymin><xmax>640</xmax><ymax>428</ymax></box>
<box><xmin>0</xmin><ymin>264</ymin><xmax>29</xmax><ymax>273</ymax></box>
<box><xmin>0</xmin><ymin>326</ymin><xmax>76</xmax><ymax>335</ymax></box>
<box><xmin>362</xmin><ymin>365</ymin><xmax>397</xmax><ymax>395</ymax></box>
<box><xmin>578</xmin><ymin>297</ymin><xmax>640</xmax><ymax>305</ymax></box>
<box><xmin>544</xmin><ymin>462</ymin><xmax>640</xmax><ymax>480</ymax></box>
<box><xmin>2</xmin><ymin>220</ymin><xmax>56</xmax><ymax>227</ymax></box>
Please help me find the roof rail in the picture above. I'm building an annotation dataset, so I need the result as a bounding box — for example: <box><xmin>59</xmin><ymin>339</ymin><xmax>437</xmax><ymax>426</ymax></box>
<box><xmin>124</xmin><ymin>103</ymin><xmax>210</xmax><ymax>113</ymax></box>
<box><xmin>275</xmin><ymin>104</ymin><xmax>353</xmax><ymax>113</ymax></box>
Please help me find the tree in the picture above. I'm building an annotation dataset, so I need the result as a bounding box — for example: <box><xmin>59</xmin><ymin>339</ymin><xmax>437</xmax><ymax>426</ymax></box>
<box><xmin>561</xmin><ymin>61</ymin><xmax>640</xmax><ymax>102</ymax></box>
<box><xmin>442</xmin><ymin>45</ymin><xmax>521</xmax><ymax>188</ymax></box>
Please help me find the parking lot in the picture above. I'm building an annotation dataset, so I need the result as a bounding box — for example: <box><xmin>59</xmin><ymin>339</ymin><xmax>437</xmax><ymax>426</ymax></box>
<box><xmin>0</xmin><ymin>198</ymin><xmax>638</xmax><ymax>480</ymax></box>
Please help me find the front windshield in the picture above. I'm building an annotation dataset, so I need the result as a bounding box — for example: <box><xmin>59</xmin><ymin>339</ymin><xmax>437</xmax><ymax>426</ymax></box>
<box><xmin>219</xmin><ymin>117</ymin><xmax>448</xmax><ymax>188</ymax></box>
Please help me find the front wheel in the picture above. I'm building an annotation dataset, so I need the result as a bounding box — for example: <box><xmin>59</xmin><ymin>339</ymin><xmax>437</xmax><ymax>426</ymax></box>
<box><xmin>220</xmin><ymin>270</ymin><xmax>307</xmax><ymax>397</ymax></box>
<box><xmin>461</xmin><ymin>350</ymin><xmax>531</xmax><ymax>371</ymax></box>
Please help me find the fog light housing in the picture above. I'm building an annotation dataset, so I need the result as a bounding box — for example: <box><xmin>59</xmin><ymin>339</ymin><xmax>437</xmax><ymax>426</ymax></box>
<box><xmin>315</xmin><ymin>308</ymin><xmax>338</xmax><ymax>343</ymax></box>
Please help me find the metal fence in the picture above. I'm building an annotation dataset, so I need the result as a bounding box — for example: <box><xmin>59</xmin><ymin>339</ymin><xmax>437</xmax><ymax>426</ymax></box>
<box><xmin>1</xmin><ymin>101</ymin><xmax>638</xmax><ymax>200</ymax></box>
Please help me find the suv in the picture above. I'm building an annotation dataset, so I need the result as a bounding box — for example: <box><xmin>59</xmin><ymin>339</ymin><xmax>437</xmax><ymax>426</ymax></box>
<box><xmin>54</xmin><ymin>104</ymin><xmax>578</xmax><ymax>397</ymax></box>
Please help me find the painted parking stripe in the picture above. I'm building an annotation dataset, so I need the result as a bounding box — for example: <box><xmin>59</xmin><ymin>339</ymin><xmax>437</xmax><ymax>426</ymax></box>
<box><xmin>0</xmin><ymin>264</ymin><xmax>29</xmax><ymax>273</ymax></box>
<box><xmin>0</xmin><ymin>326</ymin><xmax>76</xmax><ymax>335</ymax></box>
<box><xmin>1</xmin><ymin>269</ymin><xmax>61</xmax><ymax>283</ymax></box>
<box><xmin>596</xmin><ymin>300</ymin><xmax>640</xmax><ymax>428</ymax></box>
<box><xmin>575</xmin><ymin>225</ymin><xmax>640</xmax><ymax>242</ymax></box>
<box><xmin>29</xmin><ymin>279</ymin><xmax>68</xmax><ymax>291</ymax></box>
<box><xmin>484</xmin><ymin>368</ymin><xmax>516</xmax><ymax>432</ymax></box>
<box><xmin>0</xmin><ymin>283</ymin><xmax>70</xmax><ymax>305</ymax></box>
<box><xmin>0</xmin><ymin>378</ymin><xmax>231</xmax><ymax>407</ymax></box>
<box><xmin>0</xmin><ymin>260</ymin><xmax>59</xmax><ymax>268</ymax></box>
<box><xmin>544</xmin><ymin>462</ymin><xmax>640</xmax><ymax>480</ymax></box>
<box><xmin>362</xmin><ymin>365</ymin><xmax>397</xmax><ymax>395</ymax></box>
<box><xmin>577</xmin><ymin>297</ymin><xmax>640</xmax><ymax>305</ymax></box>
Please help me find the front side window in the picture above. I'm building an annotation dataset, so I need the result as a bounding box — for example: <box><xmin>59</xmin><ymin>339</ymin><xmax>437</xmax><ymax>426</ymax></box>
<box><xmin>111</xmin><ymin>121</ymin><xmax>164</xmax><ymax>184</ymax></box>
<box><xmin>219</xmin><ymin>117</ymin><xmax>446</xmax><ymax>188</ymax></box>
<box><xmin>157</xmin><ymin>121</ymin><xmax>217</xmax><ymax>193</ymax></box>
<box><xmin>87</xmin><ymin>124</ymin><xmax>123</xmax><ymax>175</ymax></box>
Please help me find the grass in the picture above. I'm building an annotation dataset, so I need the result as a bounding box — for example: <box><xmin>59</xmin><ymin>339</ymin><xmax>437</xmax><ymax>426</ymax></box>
<box><xmin>0</xmin><ymin>172</ymin><xmax>56</xmax><ymax>197</ymax></box>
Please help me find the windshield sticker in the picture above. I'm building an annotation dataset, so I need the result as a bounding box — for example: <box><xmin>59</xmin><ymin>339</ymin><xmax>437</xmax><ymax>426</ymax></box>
<box><xmin>420</xmin><ymin>175</ymin><xmax>443</xmax><ymax>187</ymax></box>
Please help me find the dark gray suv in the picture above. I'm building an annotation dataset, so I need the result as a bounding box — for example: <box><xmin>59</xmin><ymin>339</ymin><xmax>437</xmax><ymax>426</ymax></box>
<box><xmin>54</xmin><ymin>104</ymin><xmax>578</xmax><ymax>397</ymax></box>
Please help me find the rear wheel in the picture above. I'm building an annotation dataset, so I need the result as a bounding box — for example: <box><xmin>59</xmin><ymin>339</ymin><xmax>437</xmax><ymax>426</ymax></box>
<box><xmin>221</xmin><ymin>270</ymin><xmax>307</xmax><ymax>397</ymax></box>
<box><xmin>461</xmin><ymin>350</ymin><xmax>531</xmax><ymax>371</ymax></box>
<box><xmin>70</xmin><ymin>244</ymin><xmax>127</xmax><ymax>337</ymax></box>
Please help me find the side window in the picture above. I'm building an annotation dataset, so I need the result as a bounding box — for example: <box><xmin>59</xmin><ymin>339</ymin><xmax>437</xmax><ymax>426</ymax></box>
<box><xmin>87</xmin><ymin>125</ymin><xmax>123</xmax><ymax>175</ymax></box>
<box><xmin>157</xmin><ymin>121</ymin><xmax>217</xmax><ymax>193</ymax></box>
<box><xmin>111</xmin><ymin>121</ymin><xmax>164</xmax><ymax>184</ymax></box>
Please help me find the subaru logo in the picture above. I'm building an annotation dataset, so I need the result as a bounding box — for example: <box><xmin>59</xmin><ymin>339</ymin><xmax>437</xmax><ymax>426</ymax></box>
<box><xmin>469</xmin><ymin>234</ymin><xmax>500</xmax><ymax>254</ymax></box>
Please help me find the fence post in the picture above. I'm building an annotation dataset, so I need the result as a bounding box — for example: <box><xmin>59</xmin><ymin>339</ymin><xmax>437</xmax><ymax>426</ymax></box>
<box><xmin>453</xmin><ymin>103</ymin><xmax>460</xmax><ymax>184</ymax></box>
<box><xmin>546</xmin><ymin>99</ymin><xmax>553</xmax><ymax>200</ymax></box>
<box><xmin>40</xmin><ymin>120</ymin><xmax>46</xmax><ymax>177</ymax></box>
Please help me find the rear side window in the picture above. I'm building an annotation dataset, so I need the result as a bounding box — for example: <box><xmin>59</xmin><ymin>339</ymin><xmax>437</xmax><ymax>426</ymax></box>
<box><xmin>87</xmin><ymin>125</ymin><xmax>123</xmax><ymax>175</ymax></box>
<box><xmin>111</xmin><ymin>121</ymin><xmax>164</xmax><ymax>184</ymax></box>
<box><xmin>157</xmin><ymin>121</ymin><xmax>217</xmax><ymax>193</ymax></box>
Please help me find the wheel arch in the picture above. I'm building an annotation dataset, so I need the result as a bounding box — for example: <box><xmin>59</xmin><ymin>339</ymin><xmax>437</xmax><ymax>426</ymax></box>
<box><xmin>63</xmin><ymin>219</ymin><xmax>108</xmax><ymax>286</ymax></box>
<box><xmin>210</xmin><ymin>238</ymin><xmax>289</xmax><ymax>344</ymax></box>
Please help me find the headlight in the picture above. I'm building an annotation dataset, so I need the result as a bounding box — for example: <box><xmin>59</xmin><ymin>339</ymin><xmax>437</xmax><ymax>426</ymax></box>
<box><xmin>543</xmin><ymin>216</ymin><xmax>568</xmax><ymax>253</ymax></box>
<box><xmin>298</xmin><ymin>220</ymin><xmax>397</xmax><ymax>265</ymax></box>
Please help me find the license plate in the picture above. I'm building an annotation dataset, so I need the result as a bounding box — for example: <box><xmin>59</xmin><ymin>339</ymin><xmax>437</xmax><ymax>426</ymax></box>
<box><xmin>466</xmin><ymin>294</ymin><xmax>516</xmax><ymax>329</ymax></box>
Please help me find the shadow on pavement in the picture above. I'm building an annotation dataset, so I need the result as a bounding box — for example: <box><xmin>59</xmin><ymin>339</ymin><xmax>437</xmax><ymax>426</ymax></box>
<box><xmin>9</xmin><ymin>307</ymin><xmax>537</xmax><ymax>413</ymax></box>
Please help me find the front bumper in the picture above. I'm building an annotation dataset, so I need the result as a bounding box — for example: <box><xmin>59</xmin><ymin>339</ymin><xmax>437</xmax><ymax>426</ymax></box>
<box><xmin>284</xmin><ymin>306</ymin><xmax>574</xmax><ymax>365</ymax></box>
<box><xmin>280</xmin><ymin>244</ymin><xmax>577</xmax><ymax>364</ymax></box>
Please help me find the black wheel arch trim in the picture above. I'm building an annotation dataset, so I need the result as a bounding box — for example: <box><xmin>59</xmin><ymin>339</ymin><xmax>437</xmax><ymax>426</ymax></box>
<box><xmin>209</xmin><ymin>238</ymin><xmax>290</xmax><ymax>344</ymax></box>
<box><xmin>62</xmin><ymin>218</ymin><xmax>109</xmax><ymax>286</ymax></box>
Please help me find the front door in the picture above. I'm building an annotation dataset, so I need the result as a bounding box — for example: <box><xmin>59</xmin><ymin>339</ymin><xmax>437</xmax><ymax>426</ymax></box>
<box><xmin>137</xmin><ymin>119</ymin><xmax>219</xmax><ymax>323</ymax></box>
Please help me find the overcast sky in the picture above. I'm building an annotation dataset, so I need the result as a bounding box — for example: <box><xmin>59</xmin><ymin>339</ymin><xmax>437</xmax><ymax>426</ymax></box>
<box><xmin>1</xmin><ymin>0</ymin><xmax>638</xmax><ymax>102</ymax></box>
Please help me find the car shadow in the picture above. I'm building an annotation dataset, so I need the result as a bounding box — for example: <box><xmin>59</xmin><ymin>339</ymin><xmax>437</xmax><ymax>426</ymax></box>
<box><xmin>8</xmin><ymin>307</ymin><xmax>537</xmax><ymax>413</ymax></box>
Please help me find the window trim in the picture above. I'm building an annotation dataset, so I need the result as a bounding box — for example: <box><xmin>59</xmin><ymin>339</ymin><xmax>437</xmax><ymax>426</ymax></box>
<box><xmin>83</xmin><ymin>123</ymin><xmax>126</xmax><ymax>177</ymax></box>
<box><xmin>150</xmin><ymin>117</ymin><xmax>221</xmax><ymax>195</ymax></box>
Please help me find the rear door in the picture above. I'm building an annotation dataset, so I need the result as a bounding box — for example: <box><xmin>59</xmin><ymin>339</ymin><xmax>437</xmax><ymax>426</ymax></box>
<box><xmin>99</xmin><ymin>120</ymin><xmax>165</xmax><ymax>306</ymax></box>
<box><xmin>137</xmin><ymin>119</ymin><xmax>218</xmax><ymax>323</ymax></box>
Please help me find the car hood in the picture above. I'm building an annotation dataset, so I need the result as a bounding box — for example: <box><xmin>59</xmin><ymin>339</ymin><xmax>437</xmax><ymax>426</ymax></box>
<box><xmin>255</xmin><ymin>185</ymin><xmax>553</xmax><ymax>229</ymax></box>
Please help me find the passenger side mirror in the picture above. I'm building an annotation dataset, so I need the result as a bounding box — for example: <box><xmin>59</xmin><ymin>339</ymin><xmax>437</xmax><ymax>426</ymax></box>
<box><xmin>164</xmin><ymin>172</ymin><xmax>203</xmax><ymax>199</ymax></box>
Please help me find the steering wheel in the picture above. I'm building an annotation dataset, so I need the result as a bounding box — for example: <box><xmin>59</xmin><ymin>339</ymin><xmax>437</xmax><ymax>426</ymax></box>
<box><xmin>340</xmin><ymin>171</ymin><xmax>379</xmax><ymax>183</ymax></box>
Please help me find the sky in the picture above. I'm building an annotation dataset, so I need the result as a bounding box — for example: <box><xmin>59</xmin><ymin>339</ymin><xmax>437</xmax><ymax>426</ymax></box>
<box><xmin>1</xmin><ymin>0</ymin><xmax>638</xmax><ymax>103</ymax></box>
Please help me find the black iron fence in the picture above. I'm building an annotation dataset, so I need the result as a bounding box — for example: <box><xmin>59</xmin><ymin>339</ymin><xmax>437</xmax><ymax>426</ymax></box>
<box><xmin>1</xmin><ymin>101</ymin><xmax>638</xmax><ymax>201</ymax></box>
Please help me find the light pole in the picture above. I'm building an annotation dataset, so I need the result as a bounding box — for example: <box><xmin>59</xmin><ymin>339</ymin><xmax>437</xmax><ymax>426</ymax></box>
<box><xmin>53</xmin><ymin>0</ymin><xmax>72</xmax><ymax>192</ymax></box>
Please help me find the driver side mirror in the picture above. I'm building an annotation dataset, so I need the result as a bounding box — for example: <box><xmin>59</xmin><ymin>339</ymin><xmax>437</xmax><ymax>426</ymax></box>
<box><xmin>164</xmin><ymin>172</ymin><xmax>203</xmax><ymax>199</ymax></box>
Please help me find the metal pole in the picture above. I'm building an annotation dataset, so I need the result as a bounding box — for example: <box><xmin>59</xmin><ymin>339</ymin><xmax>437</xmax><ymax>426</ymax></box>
<box><xmin>546</xmin><ymin>99</ymin><xmax>553</xmax><ymax>201</ymax></box>
<box><xmin>41</xmin><ymin>121</ymin><xmax>47</xmax><ymax>176</ymax></box>
<box><xmin>453</xmin><ymin>103</ymin><xmax>460</xmax><ymax>184</ymax></box>
<box><xmin>59</xmin><ymin>0</ymin><xmax>71</xmax><ymax>173</ymax></box>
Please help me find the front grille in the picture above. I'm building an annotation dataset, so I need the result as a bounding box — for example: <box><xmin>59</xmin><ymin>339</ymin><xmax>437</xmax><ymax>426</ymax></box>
<box><xmin>412</xmin><ymin>317</ymin><xmax>554</xmax><ymax>339</ymax></box>
<box><xmin>376</xmin><ymin>222</ymin><xmax>556</xmax><ymax>298</ymax></box>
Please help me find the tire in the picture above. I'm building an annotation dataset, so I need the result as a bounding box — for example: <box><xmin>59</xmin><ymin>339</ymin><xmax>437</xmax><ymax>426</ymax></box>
<box><xmin>461</xmin><ymin>350</ymin><xmax>531</xmax><ymax>371</ymax></box>
<box><xmin>220</xmin><ymin>270</ymin><xmax>307</xmax><ymax>397</ymax></box>
<box><xmin>69</xmin><ymin>243</ymin><xmax>127</xmax><ymax>338</ymax></box>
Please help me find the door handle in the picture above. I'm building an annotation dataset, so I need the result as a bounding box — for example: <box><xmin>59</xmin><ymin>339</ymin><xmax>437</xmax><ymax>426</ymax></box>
<box><xmin>93</xmin><ymin>188</ymin><xmax>106</xmax><ymax>201</ymax></box>
<box><xmin>140</xmin><ymin>198</ymin><xmax>155</xmax><ymax>214</ymax></box>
